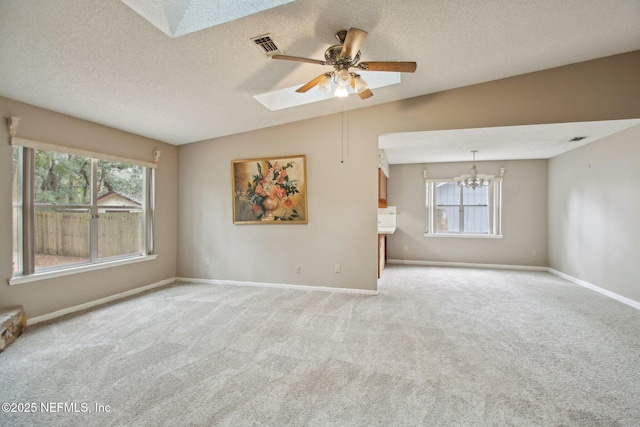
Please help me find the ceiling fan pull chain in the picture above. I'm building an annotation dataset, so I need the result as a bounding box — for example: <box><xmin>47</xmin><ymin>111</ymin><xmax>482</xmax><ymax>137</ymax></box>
<box><xmin>346</xmin><ymin>95</ymin><xmax>350</xmax><ymax>159</ymax></box>
<box><xmin>340</xmin><ymin>96</ymin><xmax>344</xmax><ymax>164</ymax></box>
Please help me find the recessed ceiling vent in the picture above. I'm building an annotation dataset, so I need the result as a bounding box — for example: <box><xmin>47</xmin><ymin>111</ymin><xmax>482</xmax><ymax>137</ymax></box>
<box><xmin>569</xmin><ymin>136</ymin><xmax>587</xmax><ymax>142</ymax></box>
<box><xmin>251</xmin><ymin>34</ymin><xmax>282</xmax><ymax>57</ymax></box>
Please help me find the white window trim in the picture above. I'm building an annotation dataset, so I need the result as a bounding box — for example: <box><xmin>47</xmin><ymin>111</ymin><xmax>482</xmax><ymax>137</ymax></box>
<box><xmin>10</xmin><ymin>136</ymin><xmax>157</xmax><ymax>169</ymax></box>
<box><xmin>11</xmin><ymin>141</ymin><xmax>157</xmax><ymax>282</ymax></box>
<box><xmin>9</xmin><ymin>254</ymin><xmax>157</xmax><ymax>286</ymax></box>
<box><xmin>423</xmin><ymin>233</ymin><xmax>504</xmax><ymax>239</ymax></box>
<box><xmin>425</xmin><ymin>178</ymin><xmax>503</xmax><ymax>238</ymax></box>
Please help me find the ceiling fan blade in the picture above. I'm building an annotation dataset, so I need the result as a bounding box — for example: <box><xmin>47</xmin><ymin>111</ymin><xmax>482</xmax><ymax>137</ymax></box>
<box><xmin>340</xmin><ymin>28</ymin><xmax>368</xmax><ymax>60</ymax></box>
<box><xmin>357</xmin><ymin>88</ymin><xmax>373</xmax><ymax>99</ymax></box>
<box><xmin>296</xmin><ymin>74</ymin><xmax>328</xmax><ymax>93</ymax></box>
<box><xmin>272</xmin><ymin>54</ymin><xmax>327</xmax><ymax>66</ymax></box>
<box><xmin>358</xmin><ymin>61</ymin><xmax>417</xmax><ymax>73</ymax></box>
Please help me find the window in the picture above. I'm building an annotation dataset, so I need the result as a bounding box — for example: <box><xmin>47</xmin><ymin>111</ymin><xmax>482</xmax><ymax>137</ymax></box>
<box><xmin>425</xmin><ymin>179</ymin><xmax>502</xmax><ymax>237</ymax></box>
<box><xmin>12</xmin><ymin>145</ymin><xmax>155</xmax><ymax>279</ymax></box>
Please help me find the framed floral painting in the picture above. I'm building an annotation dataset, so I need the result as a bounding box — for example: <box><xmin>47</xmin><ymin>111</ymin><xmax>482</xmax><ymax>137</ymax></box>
<box><xmin>232</xmin><ymin>155</ymin><xmax>308</xmax><ymax>224</ymax></box>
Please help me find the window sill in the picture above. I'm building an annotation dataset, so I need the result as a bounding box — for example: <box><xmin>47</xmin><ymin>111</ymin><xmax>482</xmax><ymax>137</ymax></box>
<box><xmin>424</xmin><ymin>233</ymin><xmax>503</xmax><ymax>239</ymax></box>
<box><xmin>8</xmin><ymin>254</ymin><xmax>157</xmax><ymax>286</ymax></box>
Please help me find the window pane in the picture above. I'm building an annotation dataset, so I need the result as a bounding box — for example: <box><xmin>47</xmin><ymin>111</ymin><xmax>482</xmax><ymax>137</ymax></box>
<box><xmin>98</xmin><ymin>209</ymin><xmax>143</xmax><ymax>259</ymax></box>
<box><xmin>463</xmin><ymin>186</ymin><xmax>489</xmax><ymax>233</ymax></box>
<box><xmin>35</xmin><ymin>207</ymin><xmax>90</xmax><ymax>270</ymax></box>
<box><xmin>464</xmin><ymin>206</ymin><xmax>489</xmax><ymax>233</ymax></box>
<box><xmin>462</xmin><ymin>186</ymin><xmax>488</xmax><ymax>205</ymax></box>
<box><xmin>34</xmin><ymin>150</ymin><xmax>91</xmax><ymax>205</ymax></box>
<box><xmin>96</xmin><ymin>160</ymin><xmax>144</xmax><ymax>259</ymax></box>
<box><xmin>436</xmin><ymin>182</ymin><xmax>460</xmax><ymax>233</ymax></box>
<box><xmin>436</xmin><ymin>206</ymin><xmax>459</xmax><ymax>232</ymax></box>
<box><xmin>436</xmin><ymin>182</ymin><xmax>459</xmax><ymax>204</ymax></box>
<box><xmin>97</xmin><ymin>160</ymin><xmax>143</xmax><ymax>206</ymax></box>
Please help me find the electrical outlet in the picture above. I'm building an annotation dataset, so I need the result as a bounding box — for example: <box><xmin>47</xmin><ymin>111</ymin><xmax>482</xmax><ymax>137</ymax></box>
<box><xmin>204</xmin><ymin>258</ymin><xmax>210</xmax><ymax>265</ymax></box>
<box><xmin>532</xmin><ymin>250</ymin><xmax>537</xmax><ymax>257</ymax></box>
<box><xmin>296</xmin><ymin>265</ymin><xmax>301</xmax><ymax>274</ymax></box>
<box><xmin>334</xmin><ymin>264</ymin><xmax>341</xmax><ymax>273</ymax></box>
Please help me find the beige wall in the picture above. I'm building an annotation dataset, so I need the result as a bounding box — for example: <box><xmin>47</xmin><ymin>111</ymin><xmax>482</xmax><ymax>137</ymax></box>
<box><xmin>0</xmin><ymin>97</ymin><xmax>178</xmax><ymax>318</ymax></box>
<box><xmin>177</xmin><ymin>51</ymin><xmax>640</xmax><ymax>294</ymax></box>
<box><xmin>386</xmin><ymin>160</ymin><xmax>548</xmax><ymax>266</ymax></box>
<box><xmin>177</xmin><ymin>113</ymin><xmax>379</xmax><ymax>291</ymax></box>
<box><xmin>548</xmin><ymin>124</ymin><xmax>640</xmax><ymax>302</ymax></box>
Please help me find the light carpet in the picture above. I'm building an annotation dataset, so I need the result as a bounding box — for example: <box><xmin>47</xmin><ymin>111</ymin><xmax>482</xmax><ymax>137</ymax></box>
<box><xmin>1</xmin><ymin>265</ymin><xmax>639</xmax><ymax>426</ymax></box>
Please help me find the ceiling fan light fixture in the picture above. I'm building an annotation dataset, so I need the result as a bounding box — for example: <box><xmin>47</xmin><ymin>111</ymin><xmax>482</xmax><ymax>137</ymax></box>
<box><xmin>334</xmin><ymin>85</ymin><xmax>349</xmax><ymax>97</ymax></box>
<box><xmin>336</xmin><ymin>68</ymin><xmax>351</xmax><ymax>85</ymax></box>
<box><xmin>318</xmin><ymin>74</ymin><xmax>332</xmax><ymax>93</ymax></box>
<box><xmin>354</xmin><ymin>75</ymin><xmax>369</xmax><ymax>93</ymax></box>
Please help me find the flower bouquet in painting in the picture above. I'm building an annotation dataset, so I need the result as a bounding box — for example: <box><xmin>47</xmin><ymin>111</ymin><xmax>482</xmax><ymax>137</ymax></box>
<box><xmin>232</xmin><ymin>155</ymin><xmax>307</xmax><ymax>224</ymax></box>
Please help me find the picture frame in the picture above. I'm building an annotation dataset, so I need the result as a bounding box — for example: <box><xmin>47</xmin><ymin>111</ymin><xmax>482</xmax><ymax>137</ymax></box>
<box><xmin>232</xmin><ymin>154</ymin><xmax>308</xmax><ymax>224</ymax></box>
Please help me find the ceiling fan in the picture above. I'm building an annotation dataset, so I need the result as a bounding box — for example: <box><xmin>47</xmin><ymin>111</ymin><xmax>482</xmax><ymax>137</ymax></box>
<box><xmin>272</xmin><ymin>28</ymin><xmax>417</xmax><ymax>99</ymax></box>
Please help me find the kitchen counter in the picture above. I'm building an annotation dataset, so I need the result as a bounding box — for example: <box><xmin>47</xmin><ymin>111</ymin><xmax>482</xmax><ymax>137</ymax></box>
<box><xmin>377</xmin><ymin>227</ymin><xmax>396</xmax><ymax>235</ymax></box>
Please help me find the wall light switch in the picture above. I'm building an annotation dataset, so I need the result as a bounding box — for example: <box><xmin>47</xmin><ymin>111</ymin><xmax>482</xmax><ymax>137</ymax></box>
<box><xmin>296</xmin><ymin>265</ymin><xmax>301</xmax><ymax>274</ymax></box>
<box><xmin>334</xmin><ymin>264</ymin><xmax>341</xmax><ymax>273</ymax></box>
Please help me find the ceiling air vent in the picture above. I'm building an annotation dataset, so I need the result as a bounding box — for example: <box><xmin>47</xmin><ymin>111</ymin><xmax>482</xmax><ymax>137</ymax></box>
<box><xmin>250</xmin><ymin>34</ymin><xmax>282</xmax><ymax>57</ymax></box>
<box><xmin>569</xmin><ymin>136</ymin><xmax>587</xmax><ymax>142</ymax></box>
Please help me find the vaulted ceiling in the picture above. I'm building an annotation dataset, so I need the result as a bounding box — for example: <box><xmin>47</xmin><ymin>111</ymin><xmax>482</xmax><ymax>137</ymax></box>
<box><xmin>1</xmin><ymin>0</ymin><xmax>639</xmax><ymax>148</ymax></box>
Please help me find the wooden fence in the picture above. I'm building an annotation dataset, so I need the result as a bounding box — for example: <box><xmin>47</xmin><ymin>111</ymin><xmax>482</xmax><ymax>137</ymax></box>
<box><xmin>35</xmin><ymin>211</ymin><xmax>142</xmax><ymax>258</ymax></box>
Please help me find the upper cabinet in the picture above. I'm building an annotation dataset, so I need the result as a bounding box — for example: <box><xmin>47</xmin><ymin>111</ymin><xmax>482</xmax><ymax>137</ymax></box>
<box><xmin>378</xmin><ymin>168</ymin><xmax>387</xmax><ymax>208</ymax></box>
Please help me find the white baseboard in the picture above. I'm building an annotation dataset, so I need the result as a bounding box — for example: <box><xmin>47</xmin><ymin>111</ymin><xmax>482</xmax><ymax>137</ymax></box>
<box><xmin>28</xmin><ymin>277</ymin><xmax>177</xmax><ymax>325</ymax></box>
<box><xmin>548</xmin><ymin>268</ymin><xmax>640</xmax><ymax>311</ymax></box>
<box><xmin>26</xmin><ymin>267</ymin><xmax>638</xmax><ymax>324</ymax></box>
<box><xmin>176</xmin><ymin>277</ymin><xmax>379</xmax><ymax>296</ymax></box>
<box><xmin>387</xmin><ymin>259</ymin><xmax>548</xmax><ymax>272</ymax></box>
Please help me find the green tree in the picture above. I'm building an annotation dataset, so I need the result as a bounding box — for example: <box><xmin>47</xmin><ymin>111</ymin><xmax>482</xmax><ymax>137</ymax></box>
<box><xmin>34</xmin><ymin>150</ymin><xmax>143</xmax><ymax>205</ymax></box>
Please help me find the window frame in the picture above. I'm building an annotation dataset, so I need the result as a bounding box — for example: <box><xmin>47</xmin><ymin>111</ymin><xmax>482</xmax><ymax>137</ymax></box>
<box><xmin>425</xmin><ymin>178</ymin><xmax>503</xmax><ymax>238</ymax></box>
<box><xmin>10</xmin><ymin>143</ymin><xmax>157</xmax><ymax>285</ymax></box>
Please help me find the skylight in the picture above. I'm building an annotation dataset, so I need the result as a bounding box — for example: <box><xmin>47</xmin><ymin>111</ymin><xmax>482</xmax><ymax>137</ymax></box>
<box><xmin>122</xmin><ymin>0</ymin><xmax>295</xmax><ymax>38</ymax></box>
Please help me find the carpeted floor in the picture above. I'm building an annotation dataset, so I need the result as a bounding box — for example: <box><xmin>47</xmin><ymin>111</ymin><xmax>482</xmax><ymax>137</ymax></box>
<box><xmin>1</xmin><ymin>265</ymin><xmax>639</xmax><ymax>426</ymax></box>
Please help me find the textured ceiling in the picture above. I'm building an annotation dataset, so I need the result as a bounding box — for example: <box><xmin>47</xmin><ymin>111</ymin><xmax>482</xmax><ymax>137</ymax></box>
<box><xmin>1</xmin><ymin>0</ymin><xmax>639</xmax><ymax>148</ymax></box>
<box><xmin>379</xmin><ymin>120</ymin><xmax>640</xmax><ymax>164</ymax></box>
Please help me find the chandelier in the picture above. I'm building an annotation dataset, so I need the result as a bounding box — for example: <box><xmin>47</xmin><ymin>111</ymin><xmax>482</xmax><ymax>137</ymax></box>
<box><xmin>454</xmin><ymin>150</ymin><xmax>494</xmax><ymax>189</ymax></box>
